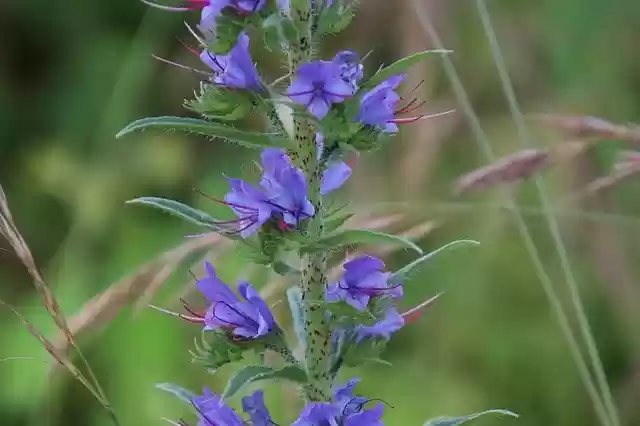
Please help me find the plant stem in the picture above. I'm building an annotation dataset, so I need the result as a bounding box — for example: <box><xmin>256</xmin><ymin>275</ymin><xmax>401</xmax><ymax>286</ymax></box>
<box><xmin>288</xmin><ymin>0</ymin><xmax>332</xmax><ymax>402</ymax></box>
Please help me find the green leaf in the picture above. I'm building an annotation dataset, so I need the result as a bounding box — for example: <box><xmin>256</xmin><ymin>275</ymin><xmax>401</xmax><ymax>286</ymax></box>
<box><xmin>343</xmin><ymin>338</ymin><xmax>388</xmax><ymax>368</ymax></box>
<box><xmin>116</xmin><ymin>116</ymin><xmax>289</xmax><ymax>149</ymax></box>
<box><xmin>286</xmin><ymin>286</ymin><xmax>306</xmax><ymax>346</ymax></box>
<box><xmin>223</xmin><ymin>364</ymin><xmax>307</xmax><ymax>399</ymax></box>
<box><xmin>424</xmin><ymin>409</ymin><xmax>518</xmax><ymax>426</ymax></box>
<box><xmin>126</xmin><ymin>197</ymin><xmax>216</xmax><ymax>228</ymax></box>
<box><xmin>326</xmin><ymin>301</ymin><xmax>377</xmax><ymax>327</ymax></box>
<box><xmin>190</xmin><ymin>331</ymin><xmax>246</xmax><ymax>371</ymax></box>
<box><xmin>363</xmin><ymin>49</ymin><xmax>453</xmax><ymax>90</ymax></box>
<box><xmin>155</xmin><ymin>383</ymin><xmax>197</xmax><ymax>403</ymax></box>
<box><xmin>324</xmin><ymin>212</ymin><xmax>354</xmax><ymax>234</ymax></box>
<box><xmin>301</xmin><ymin>229</ymin><xmax>423</xmax><ymax>254</ymax></box>
<box><xmin>390</xmin><ymin>240</ymin><xmax>480</xmax><ymax>283</ymax></box>
<box><xmin>272</xmin><ymin>261</ymin><xmax>299</xmax><ymax>276</ymax></box>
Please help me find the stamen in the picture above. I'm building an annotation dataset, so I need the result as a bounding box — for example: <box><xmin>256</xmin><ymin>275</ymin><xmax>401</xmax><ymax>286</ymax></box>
<box><xmin>148</xmin><ymin>304</ymin><xmax>205</xmax><ymax>323</ymax></box>
<box><xmin>401</xmin><ymin>293</ymin><xmax>442</xmax><ymax>323</ymax></box>
<box><xmin>190</xmin><ymin>400</ymin><xmax>218</xmax><ymax>426</ymax></box>
<box><xmin>390</xmin><ymin>109</ymin><xmax>455</xmax><ymax>125</ymax></box>
<box><xmin>177</xmin><ymin>38</ymin><xmax>201</xmax><ymax>57</ymax></box>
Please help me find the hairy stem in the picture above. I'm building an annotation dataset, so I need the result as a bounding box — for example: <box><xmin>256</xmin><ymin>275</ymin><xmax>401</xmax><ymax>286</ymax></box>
<box><xmin>288</xmin><ymin>0</ymin><xmax>332</xmax><ymax>402</ymax></box>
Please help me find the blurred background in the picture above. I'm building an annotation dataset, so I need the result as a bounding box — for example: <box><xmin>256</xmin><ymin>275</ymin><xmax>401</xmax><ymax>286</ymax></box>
<box><xmin>1</xmin><ymin>0</ymin><xmax>640</xmax><ymax>425</ymax></box>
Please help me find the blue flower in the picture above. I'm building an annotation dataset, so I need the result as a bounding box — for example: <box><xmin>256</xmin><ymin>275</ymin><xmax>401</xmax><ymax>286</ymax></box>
<box><xmin>327</xmin><ymin>255</ymin><xmax>401</xmax><ymax>311</ymax></box>
<box><xmin>242</xmin><ymin>390</ymin><xmax>273</xmax><ymax>426</ymax></box>
<box><xmin>287</xmin><ymin>60</ymin><xmax>356</xmax><ymax>119</ymax></box>
<box><xmin>293</xmin><ymin>378</ymin><xmax>385</xmax><ymax>426</ymax></box>
<box><xmin>332</xmin><ymin>50</ymin><xmax>363</xmax><ymax>91</ymax></box>
<box><xmin>200</xmin><ymin>32</ymin><xmax>262</xmax><ymax>91</ymax></box>
<box><xmin>355</xmin><ymin>75</ymin><xmax>404</xmax><ymax>133</ymax></box>
<box><xmin>197</xmin><ymin>262</ymin><xmax>277</xmax><ymax>338</ymax></box>
<box><xmin>260</xmin><ymin>148</ymin><xmax>315</xmax><ymax>226</ymax></box>
<box><xmin>192</xmin><ymin>387</ymin><xmax>245</xmax><ymax>426</ymax></box>
<box><xmin>316</xmin><ymin>133</ymin><xmax>352</xmax><ymax>195</ymax></box>
<box><xmin>355</xmin><ymin>307</ymin><xmax>404</xmax><ymax>342</ymax></box>
<box><xmin>221</xmin><ymin>148</ymin><xmax>315</xmax><ymax>237</ymax></box>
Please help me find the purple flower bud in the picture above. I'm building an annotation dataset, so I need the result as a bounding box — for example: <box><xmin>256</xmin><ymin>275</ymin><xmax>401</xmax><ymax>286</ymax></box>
<box><xmin>316</xmin><ymin>133</ymin><xmax>352</xmax><ymax>195</ymax></box>
<box><xmin>197</xmin><ymin>262</ymin><xmax>277</xmax><ymax>338</ymax></box>
<box><xmin>242</xmin><ymin>390</ymin><xmax>273</xmax><ymax>426</ymax></box>
<box><xmin>287</xmin><ymin>60</ymin><xmax>356</xmax><ymax>119</ymax></box>
<box><xmin>356</xmin><ymin>75</ymin><xmax>404</xmax><ymax>133</ymax></box>
<box><xmin>355</xmin><ymin>307</ymin><xmax>404</xmax><ymax>342</ymax></box>
<box><xmin>192</xmin><ymin>387</ymin><xmax>245</xmax><ymax>426</ymax></box>
<box><xmin>327</xmin><ymin>255</ymin><xmax>401</xmax><ymax>311</ymax></box>
<box><xmin>332</xmin><ymin>50</ymin><xmax>364</xmax><ymax>90</ymax></box>
<box><xmin>200</xmin><ymin>33</ymin><xmax>262</xmax><ymax>91</ymax></box>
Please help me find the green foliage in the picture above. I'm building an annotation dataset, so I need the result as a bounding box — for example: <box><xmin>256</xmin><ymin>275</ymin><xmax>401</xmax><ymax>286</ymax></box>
<box><xmin>155</xmin><ymin>383</ymin><xmax>197</xmax><ymax>404</ymax></box>
<box><xmin>342</xmin><ymin>336</ymin><xmax>389</xmax><ymax>368</ymax></box>
<box><xmin>223</xmin><ymin>364</ymin><xmax>308</xmax><ymax>399</ymax></box>
<box><xmin>184</xmin><ymin>83</ymin><xmax>253</xmax><ymax>121</ymax></box>
<box><xmin>325</xmin><ymin>301</ymin><xmax>377</xmax><ymax>328</ymax></box>
<box><xmin>390</xmin><ymin>240</ymin><xmax>480</xmax><ymax>284</ymax></box>
<box><xmin>315</xmin><ymin>1</ymin><xmax>355</xmax><ymax>36</ymax></box>
<box><xmin>116</xmin><ymin>116</ymin><xmax>290</xmax><ymax>149</ymax></box>
<box><xmin>423</xmin><ymin>409</ymin><xmax>519</xmax><ymax>426</ymax></box>
<box><xmin>262</xmin><ymin>13</ymin><xmax>299</xmax><ymax>52</ymax></box>
<box><xmin>190</xmin><ymin>332</ymin><xmax>247</xmax><ymax>371</ymax></box>
<box><xmin>286</xmin><ymin>286</ymin><xmax>306</xmax><ymax>347</ymax></box>
<box><xmin>125</xmin><ymin>197</ymin><xmax>217</xmax><ymax>229</ymax></box>
<box><xmin>361</xmin><ymin>49</ymin><xmax>453</xmax><ymax>90</ymax></box>
<box><xmin>300</xmin><ymin>228</ymin><xmax>424</xmax><ymax>254</ymax></box>
<box><xmin>208</xmin><ymin>11</ymin><xmax>247</xmax><ymax>54</ymax></box>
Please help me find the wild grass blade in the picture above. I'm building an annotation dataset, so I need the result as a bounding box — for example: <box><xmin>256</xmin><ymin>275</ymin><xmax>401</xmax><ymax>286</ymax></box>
<box><xmin>410</xmin><ymin>2</ymin><xmax>612</xmax><ymax>425</ymax></box>
<box><xmin>474</xmin><ymin>2</ymin><xmax>621</xmax><ymax>425</ymax></box>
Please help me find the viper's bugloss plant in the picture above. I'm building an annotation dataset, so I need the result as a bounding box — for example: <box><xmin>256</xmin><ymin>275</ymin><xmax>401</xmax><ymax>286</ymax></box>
<box><xmin>120</xmin><ymin>1</ymin><xmax>518</xmax><ymax>424</ymax></box>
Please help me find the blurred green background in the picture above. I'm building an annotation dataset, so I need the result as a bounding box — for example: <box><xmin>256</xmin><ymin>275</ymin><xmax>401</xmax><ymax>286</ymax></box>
<box><xmin>2</xmin><ymin>0</ymin><xmax>640</xmax><ymax>425</ymax></box>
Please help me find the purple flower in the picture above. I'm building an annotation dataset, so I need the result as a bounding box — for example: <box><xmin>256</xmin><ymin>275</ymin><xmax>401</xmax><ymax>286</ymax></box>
<box><xmin>200</xmin><ymin>33</ymin><xmax>262</xmax><ymax>91</ymax></box>
<box><xmin>293</xmin><ymin>379</ymin><xmax>385</xmax><ymax>426</ymax></box>
<box><xmin>332</xmin><ymin>50</ymin><xmax>363</xmax><ymax>90</ymax></box>
<box><xmin>192</xmin><ymin>387</ymin><xmax>245</xmax><ymax>426</ymax></box>
<box><xmin>197</xmin><ymin>0</ymin><xmax>266</xmax><ymax>34</ymax></box>
<box><xmin>197</xmin><ymin>261</ymin><xmax>277</xmax><ymax>338</ymax></box>
<box><xmin>242</xmin><ymin>390</ymin><xmax>273</xmax><ymax>426</ymax></box>
<box><xmin>221</xmin><ymin>148</ymin><xmax>315</xmax><ymax>237</ymax></box>
<box><xmin>327</xmin><ymin>255</ymin><xmax>401</xmax><ymax>311</ymax></box>
<box><xmin>287</xmin><ymin>60</ymin><xmax>356</xmax><ymax>119</ymax></box>
<box><xmin>355</xmin><ymin>307</ymin><xmax>404</xmax><ymax>342</ymax></box>
<box><xmin>260</xmin><ymin>148</ymin><xmax>315</xmax><ymax>226</ymax></box>
<box><xmin>224</xmin><ymin>178</ymin><xmax>274</xmax><ymax>238</ymax></box>
<box><xmin>316</xmin><ymin>134</ymin><xmax>352</xmax><ymax>195</ymax></box>
<box><xmin>356</xmin><ymin>75</ymin><xmax>404</xmax><ymax>133</ymax></box>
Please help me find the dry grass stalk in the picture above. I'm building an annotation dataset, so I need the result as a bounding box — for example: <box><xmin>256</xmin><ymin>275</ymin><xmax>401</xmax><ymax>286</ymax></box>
<box><xmin>454</xmin><ymin>141</ymin><xmax>589</xmax><ymax>195</ymax></box>
<box><xmin>537</xmin><ymin>114</ymin><xmax>640</xmax><ymax>143</ymax></box>
<box><xmin>570</xmin><ymin>151</ymin><xmax>640</xmax><ymax>199</ymax></box>
<box><xmin>454</xmin><ymin>149</ymin><xmax>550</xmax><ymax>194</ymax></box>
<box><xmin>55</xmin><ymin>232</ymin><xmax>222</xmax><ymax>352</ymax></box>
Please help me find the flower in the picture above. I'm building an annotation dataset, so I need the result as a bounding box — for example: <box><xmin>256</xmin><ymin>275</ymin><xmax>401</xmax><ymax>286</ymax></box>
<box><xmin>242</xmin><ymin>390</ymin><xmax>273</xmax><ymax>426</ymax></box>
<box><xmin>197</xmin><ymin>261</ymin><xmax>277</xmax><ymax>338</ymax></box>
<box><xmin>220</xmin><ymin>148</ymin><xmax>315</xmax><ymax>237</ymax></box>
<box><xmin>355</xmin><ymin>75</ymin><xmax>404</xmax><ymax>133</ymax></box>
<box><xmin>316</xmin><ymin>133</ymin><xmax>352</xmax><ymax>195</ymax></box>
<box><xmin>287</xmin><ymin>60</ymin><xmax>356</xmax><ymax>119</ymax></box>
<box><xmin>355</xmin><ymin>307</ymin><xmax>404</xmax><ymax>342</ymax></box>
<box><xmin>260</xmin><ymin>148</ymin><xmax>315</xmax><ymax>226</ymax></box>
<box><xmin>293</xmin><ymin>379</ymin><xmax>385</xmax><ymax>426</ymax></box>
<box><xmin>192</xmin><ymin>387</ymin><xmax>245</xmax><ymax>426</ymax></box>
<box><xmin>197</xmin><ymin>0</ymin><xmax>267</xmax><ymax>35</ymax></box>
<box><xmin>332</xmin><ymin>50</ymin><xmax>363</xmax><ymax>90</ymax></box>
<box><xmin>327</xmin><ymin>255</ymin><xmax>401</xmax><ymax>311</ymax></box>
<box><xmin>200</xmin><ymin>32</ymin><xmax>262</xmax><ymax>91</ymax></box>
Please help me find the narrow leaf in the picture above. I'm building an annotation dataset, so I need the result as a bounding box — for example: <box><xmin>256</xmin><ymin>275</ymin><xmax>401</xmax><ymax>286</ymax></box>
<box><xmin>156</xmin><ymin>383</ymin><xmax>197</xmax><ymax>403</ymax></box>
<box><xmin>223</xmin><ymin>364</ymin><xmax>307</xmax><ymax>399</ymax></box>
<box><xmin>424</xmin><ymin>409</ymin><xmax>518</xmax><ymax>426</ymax></box>
<box><xmin>286</xmin><ymin>287</ymin><xmax>306</xmax><ymax>347</ymax></box>
<box><xmin>391</xmin><ymin>240</ymin><xmax>479</xmax><ymax>283</ymax></box>
<box><xmin>116</xmin><ymin>116</ymin><xmax>289</xmax><ymax>149</ymax></box>
<box><xmin>363</xmin><ymin>49</ymin><xmax>453</xmax><ymax>90</ymax></box>
<box><xmin>126</xmin><ymin>197</ymin><xmax>216</xmax><ymax>228</ymax></box>
<box><xmin>301</xmin><ymin>229</ymin><xmax>423</xmax><ymax>254</ymax></box>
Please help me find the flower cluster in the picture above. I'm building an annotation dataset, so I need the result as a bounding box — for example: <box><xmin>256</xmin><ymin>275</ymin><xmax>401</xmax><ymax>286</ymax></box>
<box><xmin>190</xmin><ymin>377</ymin><xmax>382</xmax><ymax>426</ymax></box>
<box><xmin>217</xmin><ymin>147</ymin><xmax>350</xmax><ymax>237</ymax></box>
<box><xmin>121</xmin><ymin>1</ymin><xmax>506</xmax><ymax>426</ymax></box>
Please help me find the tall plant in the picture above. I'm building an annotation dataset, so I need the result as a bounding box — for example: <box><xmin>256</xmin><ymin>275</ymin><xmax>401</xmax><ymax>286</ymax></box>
<box><xmin>118</xmin><ymin>1</ymin><xmax>517</xmax><ymax>424</ymax></box>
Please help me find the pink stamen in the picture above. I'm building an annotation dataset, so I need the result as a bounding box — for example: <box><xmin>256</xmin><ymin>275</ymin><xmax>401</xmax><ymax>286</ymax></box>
<box><xmin>401</xmin><ymin>293</ymin><xmax>442</xmax><ymax>324</ymax></box>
